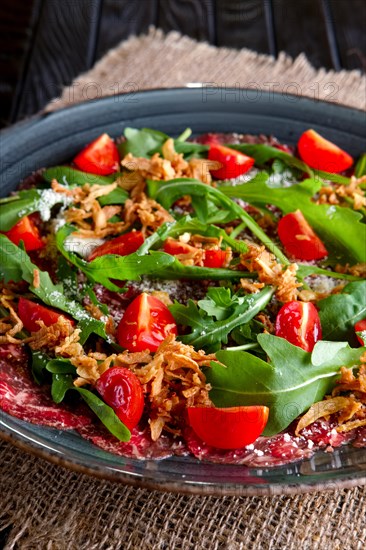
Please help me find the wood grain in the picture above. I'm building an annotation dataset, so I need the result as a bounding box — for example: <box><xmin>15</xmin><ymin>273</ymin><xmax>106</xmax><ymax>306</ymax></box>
<box><xmin>216</xmin><ymin>0</ymin><xmax>269</xmax><ymax>52</ymax></box>
<box><xmin>16</xmin><ymin>0</ymin><xmax>102</xmax><ymax>119</ymax></box>
<box><xmin>96</xmin><ymin>0</ymin><xmax>158</xmax><ymax>59</ymax></box>
<box><xmin>330</xmin><ymin>0</ymin><xmax>366</xmax><ymax>70</ymax></box>
<box><xmin>158</xmin><ymin>0</ymin><xmax>216</xmax><ymax>43</ymax></box>
<box><xmin>273</xmin><ymin>0</ymin><xmax>333</xmax><ymax>68</ymax></box>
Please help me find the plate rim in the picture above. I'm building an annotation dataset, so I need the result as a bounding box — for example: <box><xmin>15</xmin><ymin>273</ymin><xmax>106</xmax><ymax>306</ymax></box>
<box><xmin>1</xmin><ymin>87</ymin><xmax>366</xmax><ymax>496</ymax></box>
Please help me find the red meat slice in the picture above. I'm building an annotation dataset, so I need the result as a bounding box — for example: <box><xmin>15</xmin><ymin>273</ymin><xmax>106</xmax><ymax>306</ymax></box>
<box><xmin>0</xmin><ymin>345</ymin><xmax>93</xmax><ymax>430</ymax></box>
<box><xmin>77</xmin><ymin>423</ymin><xmax>187</xmax><ymax>460</ymax></box>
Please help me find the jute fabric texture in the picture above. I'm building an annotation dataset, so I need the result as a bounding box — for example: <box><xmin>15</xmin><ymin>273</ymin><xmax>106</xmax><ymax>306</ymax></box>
<box><xmin>1</xmin><ymin>28</ymin><xmax>365</xmax><ymax>549</ymax></box>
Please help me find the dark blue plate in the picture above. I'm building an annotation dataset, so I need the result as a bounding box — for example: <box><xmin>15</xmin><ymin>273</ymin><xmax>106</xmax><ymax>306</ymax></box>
<box><xmin>1</xmin><ymin>89</ymin><xmax>365</xmax><ymax>495</ymax></box>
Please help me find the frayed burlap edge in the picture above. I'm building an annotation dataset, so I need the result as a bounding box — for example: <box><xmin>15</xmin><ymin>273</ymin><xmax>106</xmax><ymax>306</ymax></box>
<box><xmin>45</xmin><ymin>27</ymin><xmax>366</xmax><ymax>112</ymax></box>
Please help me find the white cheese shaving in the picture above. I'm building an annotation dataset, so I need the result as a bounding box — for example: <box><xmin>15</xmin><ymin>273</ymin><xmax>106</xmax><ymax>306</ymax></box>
<box><xmin>63</xmin><ymin>235</ymin><xmax>105</xmax><ymax>259</ymax></box>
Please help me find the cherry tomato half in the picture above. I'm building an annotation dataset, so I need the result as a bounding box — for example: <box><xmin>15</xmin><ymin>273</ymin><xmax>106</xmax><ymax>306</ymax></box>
<box><xmin>18</xmin><ymin>297</ymin><xmax>74</xmax><ymax>333</ymax></box>
<box><xmin>73</xmin><ymin>133</ymin><xmax>120</xmax><ymax>175</ymax></box>
<box><xmin>163</xmin><ymin>238</ymin><xmax>227</xmax><ymax>268</ymax></box>
<box><xmin>275</xmin><ymin>301</ymin><xmax>322</xmax><ymax>352</ymax></box>
<box><xmin>88</xmin><ymin>230</ymin><xmax>144</xmax><ymax>261</ymax></box>
<box><xmin>96</xmin><ymin>367</ymin><xmax>144</xmax><ymax>430</ymax></box>
<box><xmin>278</xmin><ymin>210</ymin><xmax>328</xmax><ymax>261</ymax></box>
<box><xmin>5</xmin><ymin>216</ymin><xmax>44</xmax><ymax>251</ymax></box>
<box><xmin>355</xmin><ymin>319</ymin><xmax>366</xmax><ymax>346</ymax></box>
<box><xmin>208</xmin><ymin>144</ymin><xmax>255</xmax><ymax>180</ymax></box>
<box><xmin>188</xmin><ymin>406</ymin><xmax>269</xmax><ymax>449</ymax></box>
<box><xmin>117</xmin><ymin>293</ymin><xmax>178</xmax><ymax>353</ymax></box>
<box><xmin>297</xmin><ymin>129</ymin><xmax>353</xmax><ymax>173</ymax></box>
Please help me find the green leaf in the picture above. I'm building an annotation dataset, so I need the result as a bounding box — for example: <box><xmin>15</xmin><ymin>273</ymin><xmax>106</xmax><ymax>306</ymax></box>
<box><xmin>312</xmin><ymin>170</ymin><xmax>351</xmax><ymax>185</ymax></box>
<box><xmin>98</xmin><ymin>187</ymin><xmax>128</xmax><ymax>206</ymax></box>
<box><xmin>31</xmin><ymin>351</ymin><xmax>50</xmax><ymax>385</ymax></box>
<box><xmin>46</xmin><ymin>359</ymin><xmax>77</xmax><ymax>374</ymax></box>
<box><xmin>170</xmin><ymin>286</ymin><xmax>274</xmax><ymax>352</ymax></box>
<box><xmin>76</xmin><ymin>387</ymin><xmax>131</xmax><ymax>442</ymax></box>
<box><xmin>43</xmin><ymin>166</ymin><xmax>118</xmax><ymax>186</ymax></box>
<box><xmin>0</xmin><ymin>188</ymin><xmax>71</xmax><ymax>232</ymax></box>
<box><xmin>318</xmin><ymin>281</ymin><xmax>366</xmax><ymax>344</ymax></box>
<box><xmin>227</xmin><ymin>143</ymin><xmax>312</xmax><ymax>175</ymax></box>
<box><xmin>147</xmin><ymin>178</ymin><xmax>289</xmax><ymax>265</ymax></box>
<box><xmin>355</xmin><ymin>154</ymin><xmax>366</xmax><ymax>178</ymax></box>
<box><xmin>220</xmin><ymin>177</ymin><xmax>366</xmax><ymax>264</ymax></box>
<box><xmin>51</xmin><ymin>373</ymin><xmax>74</xmax><ymax>403</ymax></box>
<box><xmin>0</xmin><ymin>235</ymin><xmax>108</xmax><ymax>343</ymax></box>
<box><xmin>207</xmin><ymin>334</ymin><xmax>365</xmax><ymax>435</ymax></box>
<box><xmin>119</xmin><ymin>127</ymin><xmax>169</xmax><ymax>158</ymax></box>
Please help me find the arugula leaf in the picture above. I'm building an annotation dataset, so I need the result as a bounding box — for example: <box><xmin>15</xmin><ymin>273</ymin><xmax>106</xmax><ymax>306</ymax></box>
<box><xmin>0</xmin><ymin>188</ymin><xmax>71</xmax><ymax>232</ymax></box>
<box><xmin>0</xmin><ymin>235</ymin><xmax>108</xmax><ymax>343</ymax></box>
<box><xmin>318</xmin><ymin>281</ymin><xmax>366</xmax><ymax>344</ymax></box>
<box><xmin>50</xmin><ymin>375</ymin><xmax>131</xmax><ymax>442</ymax></box>
<box><xmin>170</xmin><ymin>286</ymin><xmax>274</xmax><ymax>352</ymax></box>
<box><xmin>46</xmin><ymin>358</ymin><xmax>77</xmax><ymax>374</ymax></box>
<box><xmin>31</xmin><ymin>351</ymin><xmax>50</xmax><ymax>385</ymax></box>
<box><xmin>76</xmin><ymin>387</ymin><xmax>131</xmax><ymax>441</ymax></box>
<box><xmin>98</xmin><ymin>187</ymin><xmax>128</xmax><ymax>206</ymax></box>
<box><xmin>147</xmin><ymin>178</ymin><xmax>289</xmax><ymax>265</ymax></box>
<box><xmin>355</xmin><ymin>154</ymin><xmax>366</xmax><ymax>178</ymax></box>
<box><xmin>43</xmin><ymin>166</ymin><xmax>118</xmax><ymax>186</ymax></box>
<box><xmin>227</xmin><ymin>143</ymin><xmax>312</xmax><ymax>175</ymax></box>
<box><xmin>207</xmin><ymin>334</ymin><xmax>365</xmax><ymax>435</ymax></box>
<box><xmin>220</xmin><ymin>177</ymin><xmax>366</xmax><ymax>264</ymax></box>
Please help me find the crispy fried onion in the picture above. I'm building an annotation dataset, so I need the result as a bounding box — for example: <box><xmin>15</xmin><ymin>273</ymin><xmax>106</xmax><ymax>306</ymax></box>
<box><xmin>296</xmin><ymin>365</ymin><xmax>366</xmax><ymax>435</ymax></box>
<box><xmin>27</xmin><ymin>317</ymin><xmax>78</xmax><ymax>351</ymax></box>
<box><xmin>123</xmin><ymin>192</ymin><xmax>173</xmax><ymax>235</ymax></box>
<box><xmin>335</xmin><ymin>262</ymin><xmax>366</xmax><ymax>278</ymax></box>
<box><xmin>121</xmin><ymin>138</ymin><xmax>221</xmax><ymax>186</ymax></box>
<box><xmin>240</xmin><ymin>242</ymin><xmax>302</xmax><ymax>301</ymax></box>
<box><xmin>0</xmin><ymin>289</ymin><xmax>24</xmax><ymax>344</ymax></box>
<box><xmin>317</xmin><ymin>175</ymin><xmax>366</xmax><ymax>210</ymax></box>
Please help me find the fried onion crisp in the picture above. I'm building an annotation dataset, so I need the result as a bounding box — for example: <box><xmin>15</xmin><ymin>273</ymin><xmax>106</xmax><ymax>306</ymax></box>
<box><xmin>123</xmin><ymin>192</ymin><xmax>173</xmax><ymax>234</ymax></box>
<box><xmin>0</xmin><ymin>290</ymin><xmax>24</xmax><ymax>344</ymax></box>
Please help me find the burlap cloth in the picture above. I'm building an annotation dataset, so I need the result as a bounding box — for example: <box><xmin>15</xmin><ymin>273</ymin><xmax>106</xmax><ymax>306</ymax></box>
<box><xmin>1</xmin><ymin>28</ymin><xmax>366</xmax><ymax>549</ymax></box>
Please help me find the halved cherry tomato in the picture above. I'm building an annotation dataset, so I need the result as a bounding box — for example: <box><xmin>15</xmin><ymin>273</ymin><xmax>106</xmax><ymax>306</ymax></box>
<box><xmin>275</xmin><ymin>301</ymin><xmax>322</xmax><ymax>352</ymax></box>
<box><xmin>96</xmin><ymin>367</ymin><xmax>144</xmax><ymax>430</ymax></box>
<box><xmin>278</xmin><ymin>210</ymin><xmax>328</xmax><ymax>261</ymax></box>
<box><xmin>163</xmin><ymin>238</ymin><xmax>197</xmax><ymax>256</ymax></box>
<box><xmin>18</xmin><ymin>297</ymin><xmax>74</xmax><ymax>333</ymax></box>
<box><xmin>163</xmin><ymin>238</ymin><xmax>227</xmax><ymax>268</ymax></box>
<box><xmin>188</xmin><ymin>406</ymin><xmax>269</xmax><ymax>449</ymax></box>
<box><xmin>5</xmin><ymin>216</ymin><xmax>44</xmax><ymax>251</ymax></box>
<box><xmin>73</xmin><ymin>133</ymin><xmax>119</xmax><ymax>175</ymax></box>
<box><xmin>117</xmin><ymin>293</ymin><xmax>178</xmax><ymax>353</ymax></box>
<box><xmin>297</xmin><ymin>129</ymin><xmax>353</xmax><ymax>173</ymax></box>
<box><xmin>355</xmin><ymin>319</ymin><xmax>366</xmax><ymax>346</ymax></box>
<box><xmin>208</xmin><ymin>144</ymin><xmax>255</xmax><ymax>180</ymax></box>
<box><xmin>88</xmin><ymin>230</ymin><xmax>144</xmax><ymax>261</ymax></box>
<box><xmin>202</xmin><ymin>249</ymin><xmax>227</xmax><ymax>268</ymax></box>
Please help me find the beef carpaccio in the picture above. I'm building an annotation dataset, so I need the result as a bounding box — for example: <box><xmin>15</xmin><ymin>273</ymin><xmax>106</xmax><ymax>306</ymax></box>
<box><xmin>0</xmin><ymin>127</ymin><xmax>365</xmax><ymax>469</ymax></box>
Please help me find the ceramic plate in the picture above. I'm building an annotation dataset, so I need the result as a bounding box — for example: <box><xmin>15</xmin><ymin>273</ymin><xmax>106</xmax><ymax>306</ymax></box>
<box><xmin>1</xmin><ymin>88</ymin><xmax>365</xmax><ymax>495</ymax></box>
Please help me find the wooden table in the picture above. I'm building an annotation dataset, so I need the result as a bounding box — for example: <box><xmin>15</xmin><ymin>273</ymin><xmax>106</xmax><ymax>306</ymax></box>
<box><xmin>0</xmin><ymin>0</ymin><xmax>365</xmax><ymax>128</ymax></box>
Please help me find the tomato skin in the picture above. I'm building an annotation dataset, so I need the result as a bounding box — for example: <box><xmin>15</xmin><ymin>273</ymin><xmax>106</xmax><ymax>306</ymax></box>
<box><xmin>297</xmin><ymin>129</ymin><xmax>353</xmax><ymax>173</ymax></box>
<box><xmin>188</xmin><ymin>406</ymin><xmax>269</xmax><ymax>449</ymax></box>
<box><xmin>164</xmin><ymin>238</ymin><xmax>227</xmax><ymax>268</ymax></box>
<box><xmin>88</xmin><ymin>231</ymin><xmax>144</xmax><ymax>261</ymax></box>
<box><xmin>163</xmin><ymin>238</ymin><xmax>197</xmax><ymax>256</ymax></box>
<box><xmin>355</xmin><ymin>319</ymin><xmax>366</xmax><ymax>346</ymax></box>
<box><xmin>275</xmin><ymin>301</ymin><xmax>322</xmax><ymax>352</ymax></box>
<box><xmin>117</xmin><ymin>293</ymin><xmax>178</xmax><ymax>353</ymax></box>
<box><xmin>202</xmin><ymin>249</ymin><xmax>227</xmax><ymax>268</ymax></box>
<box><xmin>95</xmin><ymin>367</ymin><xmax>144</xmax><ymax>430</ymax></box>
<box><xmin>278</xmin><ymin>210</ymin><xmax>328</xmax><ymax>261</ymax></box>
<box><xmin>73</xmin><ymin>133</ymin><xmax>119</xmax><ymax>175</ymax></box>
<box><xmin>208</xmin><ymin>144</ymin><xmax>255</xmax><ymax>180</ymax></box>
<box><xmin>18</xmin><ymin>297</ymin><xmax>74</xmax><ymax>333</ymax></box>
<box><xmin>5</xmin><ymin>216</ymin><xmax>44</xmax><ymax>251</ymax></box>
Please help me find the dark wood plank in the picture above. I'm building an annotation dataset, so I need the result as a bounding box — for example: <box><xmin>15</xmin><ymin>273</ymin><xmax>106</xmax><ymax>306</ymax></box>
<box><xmin>17</xmin><ymin>0</ymin><xmax>102</xmax><ymax>119</ymax></box>
<box><xmin>216</xmin><ymin>0</ymin><xmax>270</xmax><ymax>53</ymax></box>
<box><xmin>330</xmin><ymin>0</ymin><xmax>366</xmax><ymax>71</ymax></box>
<box><xmin>158</xmin><ymin>0</ymin><xmax>216</xmax><ymax>43</ymax></box>
<box><xmin>272</xmin><ymin>0</ymin><xmax>334</xmax><ymax>68</ymax></box>
<box><xmin>97</xmin><ymin>0</ymin><xmax>158</xmax><ymax>59</ymax></box>
<box><xmin>0</xmin><ymin>0</ymin><xmax>40</xmax><ymax>127</ymax></box>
